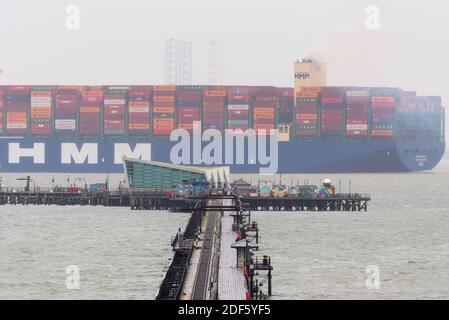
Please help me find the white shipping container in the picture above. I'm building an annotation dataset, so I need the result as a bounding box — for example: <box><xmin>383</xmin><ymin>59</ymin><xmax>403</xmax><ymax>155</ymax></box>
<box><xmin>7</xmin><ymin>123</ymin><xmax>27</xmax><ymax>129</ymax></box>
<box><xmin>107</xmin><ymin>86</ymin><xmax>130</xmax><ymax>90</ymax></box>
<box><xmin>346</xmin><ymin>90</ymin><xmax>369</xmax><ymax>97</ymax></box>
<box><xmin>129</xmin><ymin>107</ymin><xmax>149</xmax><ymax>113</ymax></box>
<box><xmin>104</xmin><ymin>99</ymin><xmax>125</xmax><ymax>105</ymax></box>
<box><xmin>31</xmin><ymin>97</ymin><xmax>52</xmax><ymax>103</ymax></box>
<box><xmin>55</xmin><ymin>119</ymin><xmax>76</xmax><ymax>129</ymax></box>
<box><xmin>227</xmin><ymin>104</ymin><xmax>249</xmax><ymax>110</ymax></box>
<box><xmin>346</xmin><ymin>124</ymin><xmax>368</xmax><ymax>130</ymax></box>
<box><xmin>31</xmin><ymin>102</ymin><xmax>52</xmax><ymax>108</ymax></box>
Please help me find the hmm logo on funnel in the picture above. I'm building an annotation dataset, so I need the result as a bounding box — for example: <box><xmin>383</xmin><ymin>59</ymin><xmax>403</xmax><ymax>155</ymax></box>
<box><xmin>169</xmin><ymin>121</ymin><xmax>279</xmax><ymax>174</ymax></box>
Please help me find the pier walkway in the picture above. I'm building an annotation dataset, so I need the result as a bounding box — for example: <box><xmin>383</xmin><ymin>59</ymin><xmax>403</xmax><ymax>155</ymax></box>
<box><xmin>218</xmin><ymin>204</ymin><xmax>247</xmax><ymax>300</ymax></box>
<box><xmin>156</xmin><ymin>192</ymin><xmax>271</xmax><ymax>300</ymax></box>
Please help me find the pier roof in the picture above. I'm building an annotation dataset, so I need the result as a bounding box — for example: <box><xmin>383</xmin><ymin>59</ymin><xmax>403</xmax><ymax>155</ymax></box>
<box><xmin>123</xmin><ymin>157</ymin><xmax>230</xmax><ymax>189</ymax></box>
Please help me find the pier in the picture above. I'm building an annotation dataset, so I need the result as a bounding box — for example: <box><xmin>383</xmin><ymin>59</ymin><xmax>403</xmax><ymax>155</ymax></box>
<box><xmin>156</xmin><ymin>192</ymin><xmax>272</xmax><ymax>300</ymax></box>
<box><xmin>0</xmin><ymin>188</ymin><xmax>370</xmax><ymax>212</ymax></box>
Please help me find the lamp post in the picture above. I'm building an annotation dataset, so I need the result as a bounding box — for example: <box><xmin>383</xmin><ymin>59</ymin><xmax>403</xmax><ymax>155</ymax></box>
<box><xmin>74</xmin><ymin>177</ymin><xmax>87</xmax><ymax>192</ymax></box>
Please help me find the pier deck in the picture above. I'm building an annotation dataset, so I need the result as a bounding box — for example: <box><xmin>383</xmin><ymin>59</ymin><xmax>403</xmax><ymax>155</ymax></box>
<box><xmin>218</xmin><ymin>206</ymin><xmax>247</xmax><ymax>300</ymax></box>
<box><xmin>0</xmin><ymin>189</ymin><xmax>370</xmax><ymax>212</ymax></box>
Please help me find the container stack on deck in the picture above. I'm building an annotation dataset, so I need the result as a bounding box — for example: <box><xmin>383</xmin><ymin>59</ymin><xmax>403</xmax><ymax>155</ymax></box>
<box><xmin>0</xmin><ymin>85</ymin><xmax>443</xmax><ymax>144</ymax></box>
<box><xmin>203</xmin><ymin>89</ymin><xmax>226</xmax><ymax>133</ymax></box>
<box><xmin>295</xmin><ymin>87</ymin><xmax>320</xmax><ymax>137</ymax></box>
<box><xmin>320</xmin><ymin>87</ymin><xmax>344</xmax><ymax>138</ymax></box>
<box><xmin>396</xmin><ymin>92</ymin><xmax>443</xmax><ymax>141</ymax></box>
<box><xmin>128</xmin><ymin>86</ymin><xmax>151</xmax><ymax>135</ymax></box>
<box><xmin>103</xmin><ymin>87</ymin><xmax>127</xmax><ymax>135</ymax></box>
<box><xmin>80</xmin><ymin>89</ymin><xmax>102</xmax><ymax>135</ymax></box>
<box><xmin>227</xmin><ymin>87</ymin><xmax>251</xmax><ymax>131</ymax></box>
<box><xmin>6</xmin><ymin>86</ymin><xmax>29</xmax><ymax>135</ymax></box>
<box><xmin>30</xmin><ymin>86</ymin><xmax>53</xmax><ymax>135</ymax></box>
<box><xmin>253</xmin><ymin>88</ymin><xmax>277</xmax><ymax>134</ymax></box>
<box><xmin>177</xmin><ymin>86</ymin><xmax>202</xmax><ymax>133</ymax></box>
<box><xmin>346</xmin><ymin>89</ymin><xmax>369</xmax><ymax>137</ymax></box>
<box><xmin>153</xmin><ymin>86</ymin><xmax>176</xmax><ymax>135</ymax></box>
<box><xmin>55</xmin><ymin>86</ymin><xmax>80</xmax><ymax>134</ymax></box>
<box><xmin>371</xmin><ymin>88</ymin><xmax>397</xmax><ymax>139</ymax></box>
<box><xmin>278</xmin><ymin>88</ymin><xmax>294</xmax><ymax>125</ymax></box>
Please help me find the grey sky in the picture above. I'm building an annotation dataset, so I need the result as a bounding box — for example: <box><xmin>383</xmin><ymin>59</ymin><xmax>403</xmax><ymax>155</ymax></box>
<box><xmin>0</xmin><ymin>0</ymin><xmax>446</xmax><ymax>91</ymax></box>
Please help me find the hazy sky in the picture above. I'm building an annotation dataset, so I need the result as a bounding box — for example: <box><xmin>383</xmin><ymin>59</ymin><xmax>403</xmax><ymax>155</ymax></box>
<box><xmin>0</xmin><ymin>0</ymin><xmax>448</xmax><ymax>160</ymax></box>
<box><xmin>0</xmin><ymin>0</ymin><xmax>447</xmax><ymax>91</ymax></box>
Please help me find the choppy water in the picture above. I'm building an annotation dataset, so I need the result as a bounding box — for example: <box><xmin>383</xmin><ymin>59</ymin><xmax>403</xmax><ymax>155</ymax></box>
<box><xmin>1</xmin><ymin>173</ymin><xmax>449</xmax><ymax>299</ymax></box>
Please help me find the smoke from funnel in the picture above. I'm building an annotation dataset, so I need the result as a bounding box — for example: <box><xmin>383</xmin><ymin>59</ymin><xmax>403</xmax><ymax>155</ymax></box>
<box><xmin>306</xmin><ymin>30</ymin><xmax>385</xmax><ymax>87</ymax></box>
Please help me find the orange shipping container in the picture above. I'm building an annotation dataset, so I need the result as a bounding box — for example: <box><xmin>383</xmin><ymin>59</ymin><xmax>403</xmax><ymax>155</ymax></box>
<box><xmin>253</xmin><ymin>107</ymin><xmax>275</xmax><ymax>114</ymax></box>
<box><xmin>371</xmin><ymin>130</ymin><xmax>393</xmax><ymax>136</ymax></box>
<box><xmin>129</xmin><ymin>123</ymin><xmax>150</xmax><ymax>130</ymax></box>
<box><xmin>80</xmin><ymin>107</ymin><xmax>100</xmax><ymax>113</ymax></box>
<box><xmin>31</xmin><ymin>107</ymin><xmax>52</xmax><ymax>118</ymax></box>
<box><xmin>154</xmin><ymin>96</ymin><xmax>175</xmax><ymax>102</ymax></box>
<box><xmin>153</xmin><ymin>106</ymin><xmax>175</xmax><ymax>113</ymax></box>
<box><xmin>205</xmin><ymin>90</ymin><xmax>226</xmax><ymax>97</ymax></box>
<box><xmin>129</xmin><ymin>101</ymin><xmax>150</xmax><ymax>108</ymax></box>
<box><xmin>254</xmin><ymin>124</ymin><xmax>275</xmax><ymax>134</ymax></box>
<box><xmin>178</xmin><ymin>123</ymin><xmax>193</xmax><ymax>130</ymax></box>
<box><xmin>372</xmin><ymin>96</ymin><xmax>395</xmax><ymax>104</ymax></box>
<box><xmin>296</xmin><ymin>113</ymin><xmax>317</xmax><ymax>121</ymax></box>
<box><xmin>154</xmin><ymin>85</ymin><xmax>176</xmax><ymax>91</ymax></box>
<box><xmin>7</xmin><ymin>112</ymin><xmax>27</xmax><ymax>121</ymax></box>
<box><xmin>31</xmin><ymin>91</ymin><xmax>52</xmax><ymax>97</ymax></box>
<box><xmin>82</xmin><ymin>91</ymin><xmax>103</xmax><ymax>97</ymax></box>
<box><xmin>153</xmin><ymin>118</ymin><xmax>175</xmax><ymax>124</ymax></box>
<box><xmin>58</xmin><ymin>85</ymin><xmax>83</xmax><ymax>91</ymax></box>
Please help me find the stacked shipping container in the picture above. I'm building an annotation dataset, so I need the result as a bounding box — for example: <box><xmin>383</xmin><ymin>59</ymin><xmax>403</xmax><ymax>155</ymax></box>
<box><xmin>203</xmin><ymin>89</ymin><xmax>226</xmax><ymax>132</ymax></box>
<box><xmin>227</xmin><ymin>87</ymin><xmax>250</xmax><ymax>132</ymax></box>
<box><xmin>153</xmin><ymin>86</ymin><xmax>176</xmax><ymax>135</ymax></box>
<box><xmin>295</xmin><ymin>87</ymin><xmax>320</xmax><ymax>136</ymax></box>
<box><xmin>80</xmin><ymin>89</ymin><xmax>103</xmax><ymax>135</ymax></box>
<box><xmin>371</xmin><ymin>88</ymin><xmax>397</xmax><ymax>138</ymax></box>
<box><xmin>396</xmin><ymin>93</ymin><xmax>443</xmax><ymax>141</ymax></box>
<box><xmin>320</xmin><ymin>87</ymin><xmax>345</xmax><ymax>137</ymax></box>
<box><xmin>177</xmin><ymin>86</ymin><xmax>202</xmax><ymax>132</ymax></box>
<box><xmin>278</xmin><ymin>88</ymin><xmax>294</xmax><ymax>124</ymax></box>
<box><xmin>30</xmin><ymin>86</ymin><xmax>52</xmax><ymax>135</ymax></box>
<box><xmin>0</xmin><ymin>85</ymin><xmax>442</xmax><ymax>143</ymax></box>
<box><xmin>128</xmin><ymin>86</ymin><xmax>151</xmax><ymax>135</ymax></box>
<box><xmin>253</xmin><ymin>87</ymin><xmax>277</xmax><ymax>134</ymax></box>
<box><xmin>55</xmin><ymin>86</ymin><xmax>80</xmax><ymax>134</ymax></box>
<box><xmin>104</xmin><ymin>87</ymin><xmax>127</xmax><ymax>135</ymax></box>
<box><xmin>346</xmin><ymin>89</ymin><xmax>369</xmax><ymax>137</ymax></box>
<box><xmin>6</xmin><ymin>86</ymin><xmax>30</xmax><ymax>135</ymax></box>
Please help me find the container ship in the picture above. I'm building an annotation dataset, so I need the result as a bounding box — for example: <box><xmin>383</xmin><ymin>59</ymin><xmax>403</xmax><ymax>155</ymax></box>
<box><xmin>0</xmin><ymin>59</ymin><xmax>445</xmax><ymax>173</ymax></box>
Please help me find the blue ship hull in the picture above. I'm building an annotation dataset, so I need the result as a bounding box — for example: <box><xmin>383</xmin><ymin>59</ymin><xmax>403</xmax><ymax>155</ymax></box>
<box><xmin>0</xmin><ymin>137</ymin><xmax>444</xmax><ymax>173</ymax></box>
